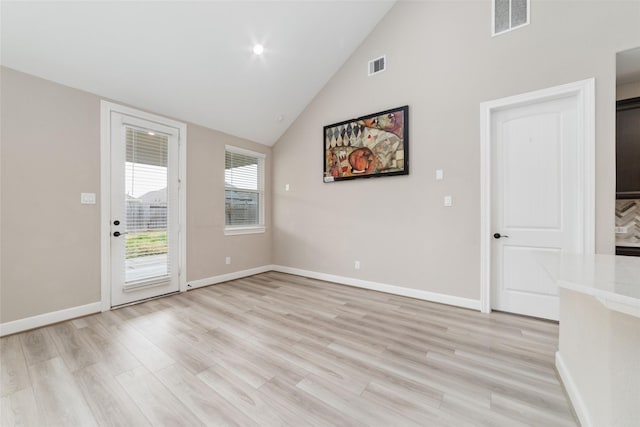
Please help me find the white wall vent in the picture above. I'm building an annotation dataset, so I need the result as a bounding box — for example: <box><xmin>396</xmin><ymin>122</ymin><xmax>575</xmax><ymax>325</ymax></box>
<box><xmin>492</xmin><ymin>0</ymin><xmax>530</xmax><ymax>36</ymax></box>
<box><xmin>368</xmin><ymin>55</ymin><xmax>386</xmax><ymax>76</ymax></box>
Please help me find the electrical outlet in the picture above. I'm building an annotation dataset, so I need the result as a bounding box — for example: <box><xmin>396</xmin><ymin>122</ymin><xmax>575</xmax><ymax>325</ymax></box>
<box><xmin>444</xmin><ymin>196</ymin><xmax>453</xmax><ymax>207</ymax></box>
<box><xmin>615</xmin><ymin>226</ymin><xmax>629</xmax><ymax>234</ymax></box>
<box><xmin>225</xmin><ymin>256</ymin><xmax>231</xmax><ymax>265</ymax></box>
<box><xmin>354</xmin><ymin>260</ymin><xmax>360</xmax><ymax>270</ymax></box>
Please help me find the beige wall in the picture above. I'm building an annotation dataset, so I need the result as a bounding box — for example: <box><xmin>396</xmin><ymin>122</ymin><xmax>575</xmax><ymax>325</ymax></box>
<box><xmin>272</xmin><ymin>1</ymin><xmax>640</xmax><ymax>299</ymax></box>
<box><xmin>0</xmin><ymin>67</ymin><xmax>272</xmax><ymax>323</ymax></box>
<box><xmin>186</xmin><ymin>124</ymin><xmax>272</xmax><ymax>280</ymax></box>
<box><xmin>1</xmin><ymin>68</ymin><xmax>101</xmax><ymax>322</ymax></box>
<box><xmin>2</xmin><ymin>1</ymin><xmax>639</xmax><ymax>323</ymax></box>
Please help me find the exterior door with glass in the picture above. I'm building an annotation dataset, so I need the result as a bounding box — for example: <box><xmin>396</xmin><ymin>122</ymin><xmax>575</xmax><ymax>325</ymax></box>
<box><xmin>110</xmin><ymin>113</ymin><xmax>180</xmax><ymax>306</ymax></box>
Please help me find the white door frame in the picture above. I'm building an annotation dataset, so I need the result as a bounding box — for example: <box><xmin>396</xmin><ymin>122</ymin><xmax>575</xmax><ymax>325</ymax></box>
<box><xmin>479</xmin><ymin>79</ymin><xmax>596</xmax><ymax>314</ymax></box>
<box><xmin>100</xmin><ymin>101</ymin><xmax>187</xmax><ymax>311</ymax></box>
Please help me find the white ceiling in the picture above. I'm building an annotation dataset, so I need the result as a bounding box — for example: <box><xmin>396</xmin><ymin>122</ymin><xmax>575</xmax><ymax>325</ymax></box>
<box><xmin>1</xmin><ymin>1</ymin><xmax>395</xmax><ymax>145</ymax></box>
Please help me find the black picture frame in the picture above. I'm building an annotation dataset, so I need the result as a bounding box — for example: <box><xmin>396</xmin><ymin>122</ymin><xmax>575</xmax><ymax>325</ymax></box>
<box><xmin>323</xmin><ymin>105</ymin><xmax>409</xmax><ymax>182</ymax></box>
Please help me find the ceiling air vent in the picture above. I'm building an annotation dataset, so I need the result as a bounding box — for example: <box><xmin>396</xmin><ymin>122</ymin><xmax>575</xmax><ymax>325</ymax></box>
<box><xmin>493</xmin><ymin>0</ymin><xmax>530</xmax><ymax>36</ymax></box>
<box><xmin>368</xmin><ymin>55</ymin><xmax>386</xmax><ymax>76</ymax></box>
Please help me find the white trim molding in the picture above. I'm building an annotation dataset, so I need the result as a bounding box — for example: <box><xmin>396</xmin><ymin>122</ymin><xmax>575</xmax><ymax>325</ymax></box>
<box><xmin>1</xmin><ymin>266</ymin><xmax>483</xmax><ymax>335</ymax></box>
<box><xmin>100</xmin><ymin>101</ymin><xmax>188</xmax><ymax>310</ymax></box>
<box><xmin>187</xmin><ymin>265</ymin><xmax>273</xmax><ymax>290</ymax></box>
<box><xmin>224</xmin><ymin>145</ymin><xmax>266</xmax><ymax>235</ymax></box>
<box><xmin>556</xmin><ymin>351</ymin><xmax>592</xmax><ymax>427</ymax></box>
<box><xmin>224</xmin><ymin>226</ymin><xmax>266</xmax><ymax>236</ymax></box>
<box><xmin>224</xmin><ymin>145</ymin><xmax>267</xmax><ymax>159</ymax></box>
<box><xmin>272</xmin><ymin>265</ymin><xmax>481</xmax><ymax>310</ymax></box>
<box><xmin>0</xmin><ymin>302</ymin><xmax>102</xmax><ymax>337</ymax></box>
<box><xmin>479</xmin><ymin>78</ymin><xmax>596</xmax><ymax>314</ymax></box>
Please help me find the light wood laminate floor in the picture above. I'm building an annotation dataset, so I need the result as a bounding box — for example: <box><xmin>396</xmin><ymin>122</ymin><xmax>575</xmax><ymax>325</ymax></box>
<box><xmin>1</xmin><ymin>272</ymin><xmax>577</xmax><ymax>426</ymax></box>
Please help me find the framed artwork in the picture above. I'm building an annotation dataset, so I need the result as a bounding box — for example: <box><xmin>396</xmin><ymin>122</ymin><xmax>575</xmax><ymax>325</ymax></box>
<box><xmin>324</xmin><ymin>105</ymin><xmax>409</xmax><ymax>182</ymax></box>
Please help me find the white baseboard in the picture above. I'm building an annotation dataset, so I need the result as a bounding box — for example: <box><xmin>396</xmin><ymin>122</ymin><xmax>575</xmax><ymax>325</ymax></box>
<box><xmin>0</xmin><ymin>302</ymin><xmax>102</xmax><ymax>337</ymax></box>
<box><xmin>556</xmin><ymin>351</ymin><xmax>591</xmax><ymax>427</ymax></box>
<box><xmin>0</xmin><ymin>265</ymin><xmax>480</xmax><ymax>336</ymax></box>
<box><xmin>271</xmin><ymin>265</ymin><xmax>481</xmax><ymax>311</ymax></box>
<box><xmin>187</xmin><ymin>265</ymin><xmax>273</xmax><ymax>290</ymax></box>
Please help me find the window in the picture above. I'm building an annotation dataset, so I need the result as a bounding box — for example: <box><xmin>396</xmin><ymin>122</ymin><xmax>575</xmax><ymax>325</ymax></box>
<box><xmin>493</xmin><ymin>0</ymin><xmax>529</xmax><ymax>36</ymax></box>
<box><xmin>224</xmin><ymin>146</ymin><xmax>266</xmax><ymax>235</ymax></box>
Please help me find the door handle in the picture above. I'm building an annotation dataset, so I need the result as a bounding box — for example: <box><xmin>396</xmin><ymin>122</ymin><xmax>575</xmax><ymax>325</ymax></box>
<box><xmin>113</xmin><ymin>231</ymin><xmax>127</xmax><ymax>237</ymax></box>
<box><xmin>493</xmin><ymin>233</ymin><xmax>509</xmax><ymax>239</ymax></box>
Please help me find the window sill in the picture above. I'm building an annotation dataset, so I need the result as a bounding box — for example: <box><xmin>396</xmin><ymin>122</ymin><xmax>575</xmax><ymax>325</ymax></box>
<box><xmin>224</xmin><ymin>226</ymin><xmax>266</xmax><ymax>236</ymax></box>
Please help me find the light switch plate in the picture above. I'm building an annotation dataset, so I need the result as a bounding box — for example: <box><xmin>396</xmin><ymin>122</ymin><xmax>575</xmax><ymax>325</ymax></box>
<box><xmin>81</xmin><ymin>193</ymin><xmax>96</xmax><ymax>204</ymax></box>
<box><xmin>444</xmin><ymin>196</ymin><xmax>453</xmax><ymax>207</ymax></box>
<box><xmin>285</xmin><ymin>184</ymin><xmax>290</xmax><ymax>192</ymax></box>
<box><xmin>436</xmin><ymin>169</ymin><xmax>444</xmax><ymax>180</ymax></box>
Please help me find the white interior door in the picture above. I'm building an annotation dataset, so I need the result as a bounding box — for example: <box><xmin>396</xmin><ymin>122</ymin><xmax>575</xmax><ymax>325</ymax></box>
<box><xmin>110</xmin><ymin>113</ymin><xmax>180</xmax><ymax>306</ymax></box>
<box><xmin>490</xmin><ymin>94</ymin><xmax>582</xmax><ymax>320</ymax></box>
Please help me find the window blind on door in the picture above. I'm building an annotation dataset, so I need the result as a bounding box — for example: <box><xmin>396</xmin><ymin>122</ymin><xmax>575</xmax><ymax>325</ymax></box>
<box><xmin>124</xmin><ymin>127</ymin><xmax>171</xmax><ymax>286</ymax></box>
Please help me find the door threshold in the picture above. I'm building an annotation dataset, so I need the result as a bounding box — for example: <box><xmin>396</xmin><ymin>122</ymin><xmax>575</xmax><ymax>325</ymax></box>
<box><xmin>110</xmin><ymin>290</ymin><xmax>180</xmax><ymax>310</ymax></box>
<box><xmin>491</xmin><ymin>309</ymin><xmax>559</xmax><ymax>324</ymax></box>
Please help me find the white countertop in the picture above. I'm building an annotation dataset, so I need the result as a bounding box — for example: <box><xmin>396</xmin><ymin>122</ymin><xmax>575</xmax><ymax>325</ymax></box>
<box><xmin>538</xmin><ymin>253</ymin><xmax>640</xmax><ymax>318</ymax></box>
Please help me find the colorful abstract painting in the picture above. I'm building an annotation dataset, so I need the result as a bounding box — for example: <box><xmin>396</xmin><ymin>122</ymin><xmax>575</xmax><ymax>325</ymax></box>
<box><xmin>323</xmin><ymin>106</ymin><xmax>409</xmax><ymax>182</ymax></box>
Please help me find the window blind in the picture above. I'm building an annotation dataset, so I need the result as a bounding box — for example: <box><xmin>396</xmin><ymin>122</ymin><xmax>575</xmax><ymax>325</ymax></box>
<box><xmin>124</xmin><ymin>127</ymin><xmax>170</xmax><ymax>285</ymax></box>
<box><xmin>225</xmin><ymin>147</ymin><xmax>265</xmax><ymax>227</ymax></box>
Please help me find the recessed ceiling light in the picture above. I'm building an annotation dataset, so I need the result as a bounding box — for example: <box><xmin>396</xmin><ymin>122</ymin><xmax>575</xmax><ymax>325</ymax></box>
<box><xmin>253</xmin><ymin>44</ymin><xmax>264</xmax><ymax>55</ymax></box>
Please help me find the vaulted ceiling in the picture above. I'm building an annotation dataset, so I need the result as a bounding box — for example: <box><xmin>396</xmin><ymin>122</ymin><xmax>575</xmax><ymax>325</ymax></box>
<box><xmin>1</xmin><ymin>1</ymin><xmax>395</xmax><ymax>145</ymax></box>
